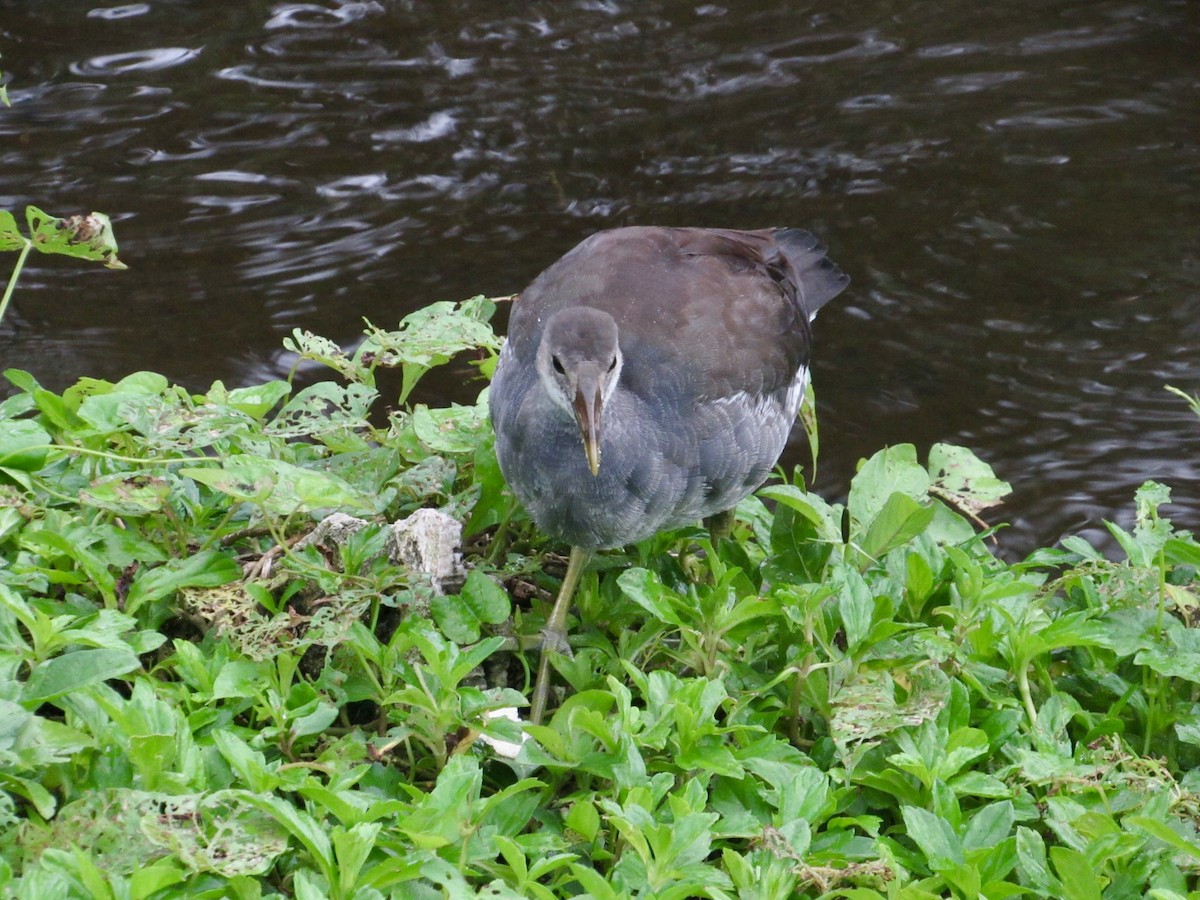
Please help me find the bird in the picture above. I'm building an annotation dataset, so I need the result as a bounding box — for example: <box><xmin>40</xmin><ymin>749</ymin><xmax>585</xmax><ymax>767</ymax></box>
<box><xmin>489</xmin><ymin>226</ymin><xmax>848</xmax><ymax>722</ymax></box>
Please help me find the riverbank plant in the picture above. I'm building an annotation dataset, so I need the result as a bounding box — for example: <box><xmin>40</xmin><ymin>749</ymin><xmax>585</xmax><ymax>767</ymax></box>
<box><xmin>2</xmin><ymin>298</ymin><xmax>1199</xmax><ymax>898</ymax></box>
<box><xmin>0</xmin><ymin>205</ymin><xmax>124</xmax><ymax>328</ymax></box>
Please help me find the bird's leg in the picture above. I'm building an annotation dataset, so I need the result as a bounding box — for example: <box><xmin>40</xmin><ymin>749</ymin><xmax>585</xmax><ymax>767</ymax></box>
<box><xmin>679</xmin><ymin>508</ymin><xmax>737</xmax><ymax>584</ymax></box>
<box><xmin>703</xmin><ymin>508</ymin><xmax>735</xmax><ymax>543</ymax></box>
<box><xmin>529</xmin><ymin>544</ymin><xmax>589</xmax><ymax>725</ymax></box>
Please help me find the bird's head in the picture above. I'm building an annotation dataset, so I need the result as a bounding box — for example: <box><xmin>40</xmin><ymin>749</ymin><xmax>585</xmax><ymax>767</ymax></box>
<box><xmin>537</xmin><ymin>307</ymin><xmax>623</xmax><ymax>476</ymax></box>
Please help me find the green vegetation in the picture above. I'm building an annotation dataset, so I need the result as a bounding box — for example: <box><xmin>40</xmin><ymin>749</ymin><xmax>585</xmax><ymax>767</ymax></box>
<box><xmin>1</xmin><ymin>205</ymin><xmax>125</xmax><ymax>328</ymax></box>
<box><xmin>2</xmin><ymin>297</ymin><xmax>1200</xmax><ymax>898</ymax></box>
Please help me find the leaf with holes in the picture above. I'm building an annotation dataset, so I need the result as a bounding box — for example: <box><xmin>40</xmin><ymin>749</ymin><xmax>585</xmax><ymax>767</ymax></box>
<box><xmin>927</xmin><ymin>443</ymin><xmax>1011</xmax><ymax>517</ymax></box>
<box><xmin>26</xmin><ymin>206</ymin><xmax>125</xmax><ymax>269</ymax></box>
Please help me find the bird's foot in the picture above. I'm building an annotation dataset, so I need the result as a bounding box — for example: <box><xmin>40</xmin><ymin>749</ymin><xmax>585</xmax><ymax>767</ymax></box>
<box><xmin>539</xmin><ymin>623</ymin><xmax>574</xmax><ymax>659</ymax></box>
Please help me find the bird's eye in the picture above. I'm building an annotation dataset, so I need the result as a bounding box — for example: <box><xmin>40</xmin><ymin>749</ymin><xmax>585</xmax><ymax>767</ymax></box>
<box><xmin>607</xmin><ymin>357</ymin><xmax>617</xmax><ymax>372</ymax></box>
<box><xmin>552</xmin><ymin>356</ymin><xmax>565</xmax><ymax>374</ymax></box>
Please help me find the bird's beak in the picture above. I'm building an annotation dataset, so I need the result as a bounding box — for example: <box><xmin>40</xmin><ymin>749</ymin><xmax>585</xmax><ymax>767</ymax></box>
<box><xmin>572</xmin><ymin>371</ymin><xmax>604</xmax><ymax>476</ymax></box>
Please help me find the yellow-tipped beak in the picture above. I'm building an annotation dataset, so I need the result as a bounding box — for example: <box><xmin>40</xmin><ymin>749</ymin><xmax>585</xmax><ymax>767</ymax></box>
<box><xmin>572</xmin><ymin>381</ymin><xmax>603</xmax><ymax>476</ymax></box>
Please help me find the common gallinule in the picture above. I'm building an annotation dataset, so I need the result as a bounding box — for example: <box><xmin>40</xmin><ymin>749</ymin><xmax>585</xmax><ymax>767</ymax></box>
<box><xmin>490</xmin><ymin>226</ymin><xmax>848</xmax><ymax>722</ymax></box>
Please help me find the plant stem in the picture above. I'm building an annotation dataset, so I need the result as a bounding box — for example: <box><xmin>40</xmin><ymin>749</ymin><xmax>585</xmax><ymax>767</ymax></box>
<box><xmin>1017</xmin><ymin>663</ymin><xmax>1038</xmax><ymax>726</ymax></box>
<box><xmin>28</xmin><ymin>443</ymin><xmax>215</xmax><ymax>467</ymax></box>
<box><xmin>0</xmin><ymin>238</ymin><xmax>33</xmax><ymax>326</ymax></box>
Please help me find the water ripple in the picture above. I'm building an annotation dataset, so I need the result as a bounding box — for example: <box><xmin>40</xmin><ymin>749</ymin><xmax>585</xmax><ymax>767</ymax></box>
<box><xmin>0</xmin><ymin>0</ymin><xmax>1196</xmax><ymax>556</ymax></box>
<box><xmin>265</xmin><ymin>2</ymin><xmax>384</xmax><ymax>30</ymax></box>
<box><xmin>992</xmin><ymin>99</ymin><xmax>1164</xmax><ymax>130</ymax></box>
<box><xmin>87</xmin><ymin>4</ymin><xmax>151</xmax><ymax>20</ymax></box>
<box><xmin>372</xmin><ymin>111</ymin><xmax>458</xmax><ymax>144</ymax></box>
<box><xmin>72</xmin><ymin>47</ymin><xmax>202</xmax><ymax>76</ymax></box>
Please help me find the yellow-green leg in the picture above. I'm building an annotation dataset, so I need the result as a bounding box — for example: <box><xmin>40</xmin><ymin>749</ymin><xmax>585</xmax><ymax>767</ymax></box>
<box><xmin>529</xmin><ymin>545</ymin><xmax>588</xmax><ymax>725</ymax></box>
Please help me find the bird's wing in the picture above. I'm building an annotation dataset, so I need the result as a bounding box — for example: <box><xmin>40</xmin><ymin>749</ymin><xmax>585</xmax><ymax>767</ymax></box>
<box><xmin>510</xmin><ymin>226</ymin><xmax>847</xmax><ymax>403</ymax></box>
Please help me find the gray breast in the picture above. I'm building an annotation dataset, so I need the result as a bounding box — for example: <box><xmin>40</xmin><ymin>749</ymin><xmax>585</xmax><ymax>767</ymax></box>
<box><xmin>491</xmin><ymin>343</ymin><xmax>805</xmax><ymax>550</ymax></box>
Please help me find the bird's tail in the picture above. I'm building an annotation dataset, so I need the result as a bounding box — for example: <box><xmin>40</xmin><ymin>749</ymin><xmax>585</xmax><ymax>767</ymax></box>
<box><xmin>773</xmin><ymin>229</ymin><xmax>850</xmax><ymax>317</ymax></box>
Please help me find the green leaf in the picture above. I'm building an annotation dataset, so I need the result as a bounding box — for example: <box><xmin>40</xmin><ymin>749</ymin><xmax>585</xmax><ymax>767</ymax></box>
<box><xmin>1128</xmin><ymin>816</ymin><xmax>1200</xmax><ymax>861</ymax></box>
<box><xmin>927</xmin><ymin>443</ymin><xmax>1012</xmax><ymax>515</ymax></box>
<box><xmin>223</xmin><ymin>381</ymin><xmax>292</xmax><ymax>419</ymax></box>
<box><xmin>123</xmin><ymin>550</ymin><xmax>241</xmax><ymax>616</ymax></box>
<box><xmin>0</xmin><ymin>209</ymin><xmax>24</xmax><ymax>251</ymax></box>
<box><xmin>181</xmin><ymin>457</ymin><xmax>368</xmax><ymax>515</ymax></box>
<box><xmin>400</xmin><ymin>755</ymin><xmax>483</xmax><ymax>850</ymax></box>
<box><xmin>859</xmin><ymin>491</ymin><xmax>936</xmax><ymax>562</ymax></box>
<box><xmin>1017</xmin><ymin>830</ymin><xmax>1056</xmax><ymax>897</ymax></box>
<box><xmin>847</xmin><ymin>444</ymin><xmax>930</xmax><ymax>530</ymax></box>
<box><xmin>212</xmin><ymin>660</ymin><xmax>263</xmax><ymax>700</ymax></box>
<box><xmin>430</xmin><ymin>569</ymin><xmax>511</xmax><ymax>643</ymax></box>
<box><xmin>565</xmin><ymin>798</ymin><xmax>601</xmax><ymax>842</ymax></box>
<box><xmin>837</xmin><ymin>566</ymin><xmax>874</xmax><ymax>651</ymax></box>
<box><xmin>618</xmin><ymin>567</ymin><xmax>688</xmax><ymax>627</ymax></box>
<box><xmin>129</xmin><ymin>863</ymin><xmax>186</xmax><ymax>898</ymax></box>
<box><xmin>79</xmin><ymin>473</ymin><xmax>171</xmax><ymax>516</ymax></box>
<box><xmin>0</xmin><ymin>418</ymin><xmax>51</xmax><ymax>472</ymax></box>
<box><xmin>938</xmin><ymin>727</ymin><xmax>989</xmax><ymax>780</ymax></box>
<box><xmin>948</xmin><ymin>771</ymin><xmax>1011</xmax><ymax>799</ymax></box>
<box><xmin>764</xmin><ymin>491</ymin><xmax>836</xmax><ymax>583</ymax></box>
<box><xmin>758</xmin><ymin>484</ymin><xmax>836</xmax><ymax>531</ymax></box>
<box><xmin>26</xmin><ymin>206</ymin><xmax>125</xmax><ymax>269</ymax></box>
<box><xmin>963</xmin><ymin>801</ymin><xmax>1014</xmax><ymax>851</ymax></box>
<box><xmin>0</xmin><ymin>771</ymin><xmax>58</xmax><ymax>819</ymax></box>
<box><xmin>1048</xmin><ymin>847</ymin><xmax>1103</xmax><ymax>900</ymax></box>
<box><xmin>569</xmin><ymin>864</ymin><xmax>624</xmax><ymax>900</ymax></box>
<box><xmin>290</xmin><ymin>700</ymin><xmax>339</xmax><ymax>740</ymax></box>
<box><xmin>333</xmin><ymin>822</ymin><xmax>381</xmax><ymax>897</ymax></box>
<box><xmin>238</xmin><ymin>793</ymin><xmax>335</xmax><ymax>884</ymax></box>
<box><xmin>901</xmin><ymin>805</ymin><xmax>964</xmax><ymax>870</ymax></box>
<box><xmin>408</xmin><ymin>402</ymin><xmax>489</xmax><ymax>455</ymax></box>
<box><xmin>359</xmin><ymin>299</ymin><xmax>500</xmax><ymax>404</ymax></box>
<box><xmin>23</xmin><ymin>647</ymin><xmax>141</xmax><ymax>704</ymax></box>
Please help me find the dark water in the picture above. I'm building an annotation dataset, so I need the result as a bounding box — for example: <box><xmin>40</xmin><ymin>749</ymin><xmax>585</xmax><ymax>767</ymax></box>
<box><xmin>2</xmin><ymin>0</ymin><xmax>1198</xmax><ymax>556</ymax></box>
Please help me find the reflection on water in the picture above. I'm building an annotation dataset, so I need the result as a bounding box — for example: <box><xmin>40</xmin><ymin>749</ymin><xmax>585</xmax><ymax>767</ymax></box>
<box><xmin>1</xmin><ymin>0</ymin><xmax>1197</xmax><ymax>555</ymax></box>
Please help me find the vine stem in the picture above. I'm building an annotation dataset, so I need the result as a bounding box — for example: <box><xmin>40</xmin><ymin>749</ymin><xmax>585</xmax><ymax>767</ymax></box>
<box><xmin>25</xmin><ymin>444</ymin><xmax>216</xmax><ymax>466</ymax></box>
<box><xmin>0</xmin><ymin>238</ymin><xmax>33</xmax><ymax>326</ymax></box>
